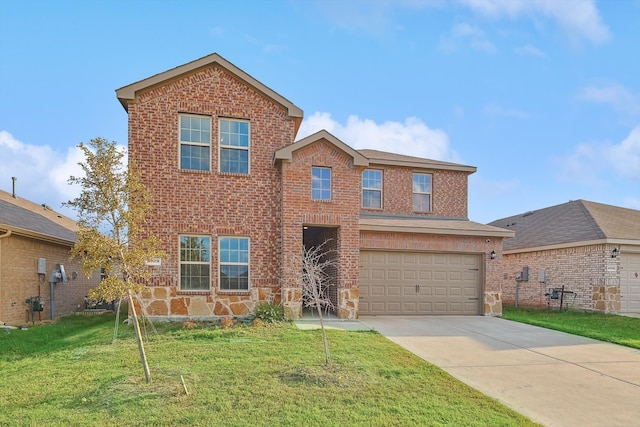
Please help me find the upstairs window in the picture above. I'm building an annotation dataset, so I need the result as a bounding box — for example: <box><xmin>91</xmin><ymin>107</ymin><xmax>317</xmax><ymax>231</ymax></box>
<box><xmin>412</xmin><ymin>173</ymin><xmax>432</xmax><ymax>212</ymax></box>
<box><xmin>180</xmin><ymin>115</ymin><xmax>211</xmax><ymax>171</ymax></box>
<box><xmin>362</xmin><ymin>169</ymin><xmax>382</xmax><ymax>209</ymax></box>
<box><xmin>179</xmin><ymin>235</ymin><xmax>211</xmax><ymax>290</ymax></box>
<box><xmin>312</xmin><ymin>167</ymin><xmax>331</xmax><ymax>201</ymax></box>
<box><xmin>219</xmin><ymin>237</ymin><xmax>250</xmax><ymax>291</ymax></box>
<box><xmin>219</xmin><ymin>119</ymin><xmax>249</xmax><ymax>174</ymax></box>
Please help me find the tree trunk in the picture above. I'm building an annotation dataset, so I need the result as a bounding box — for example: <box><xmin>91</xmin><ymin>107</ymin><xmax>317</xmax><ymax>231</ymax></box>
<box><xmin>129</xmin><ymin>291</ymin><xmax>151</xmax><ymax>383</ymax></box>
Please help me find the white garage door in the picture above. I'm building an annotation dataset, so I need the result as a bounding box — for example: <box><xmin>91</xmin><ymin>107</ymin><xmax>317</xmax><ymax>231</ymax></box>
<box><xmin>620</xmin><ymin>251</ymin><xmax>640</xmax><ymax>314</ymax></box>
<box><xmin>359</xmin><ymin>251</ymin><xmax>482</xmax><ymax>315</ymax></box>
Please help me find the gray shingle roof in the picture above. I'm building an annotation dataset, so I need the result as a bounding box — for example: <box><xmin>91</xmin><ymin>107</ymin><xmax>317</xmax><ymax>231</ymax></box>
<box><xmin>0</xmin><ymin>190</ymin><xmax>77</xmax><ymax>244</ymax></box>
<box><xmin>488</xmin><ymin>200</ymin><xmax>640</xmax><ymax>250</ymax></box>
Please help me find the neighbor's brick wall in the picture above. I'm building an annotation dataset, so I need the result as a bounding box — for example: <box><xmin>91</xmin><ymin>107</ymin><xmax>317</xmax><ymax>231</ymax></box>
<box><xmin>0</xmin><ymin>234</ymin><xmax>100</xmax><ymax>326</ymax></box>
<box><xmin>501</xmin><ymin>244</ymin><xmax>620</xmax><ymax>312</ymax></box>
<box><xmin>280</xmin><ymin>140</ymin><xmax>362</xmax><ymax>319</ymax></box>
<box><xmin>362</xmin><ymin>165</ymin><xmax>469</xmax><ymax>218</ymax></box>
<box><xmin>127</xmin><ymin>65</ymin><xmax>298</xmax><ymax>319</ymax></box>
<box><xmin>360</xmin><ymin>231</ymin><xmax>505</xmax><ymax>315</ymax></box>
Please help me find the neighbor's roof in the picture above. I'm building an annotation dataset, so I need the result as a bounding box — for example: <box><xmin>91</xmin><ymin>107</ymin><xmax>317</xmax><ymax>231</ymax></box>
<box><xmin>0</xmin><ymin>190</ymin><xmax>78</xmax><ymax>245</ymax></box>
<box><xmin>359</xmin><ymin>149</ymin><xmax>477</xmax><ymax>173</ymax></box>
<box><xmin>115</xmin><ymin>52</ymin><xmax>304</xmax><ymax>132</ymax></box>
<box><xmin>488</xmin><ymin>200</ymin><xmax>640</xmax><ymax>251</ymax></box>
<box><xmin>360</xmin><ymin>213</ymin><xmax>514</xmax><ymax>238</ymax></box>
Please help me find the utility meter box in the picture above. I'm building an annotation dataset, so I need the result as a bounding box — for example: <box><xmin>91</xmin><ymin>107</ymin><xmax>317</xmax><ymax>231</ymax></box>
<box><xmin>37</xmin><ymin>258</ymin><xmax>46</xmax><ymax>275</ymax></box>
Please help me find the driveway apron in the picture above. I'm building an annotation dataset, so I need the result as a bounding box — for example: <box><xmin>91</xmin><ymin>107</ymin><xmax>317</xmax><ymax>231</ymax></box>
<box><xmin>360</xmin><ymin>316</ymin><xmax>640</xmax><ymax>427</ymax></box>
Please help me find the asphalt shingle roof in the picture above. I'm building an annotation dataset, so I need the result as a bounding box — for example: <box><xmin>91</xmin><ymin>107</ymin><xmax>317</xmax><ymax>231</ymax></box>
<box><xmin>488</xmin><ymin>200</ymin><xmax>640</xmax><ymax>250</ymax></box>
<box><xmin>0</xmin><ymin>190</ymin><xmax>78</xmax><ymax>244</ymax></box>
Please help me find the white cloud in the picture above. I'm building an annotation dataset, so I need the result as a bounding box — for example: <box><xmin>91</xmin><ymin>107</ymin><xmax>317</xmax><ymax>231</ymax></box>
<box><xmin>298</xmin><ymin>112</ymin><xmax>458</xmax><ymax>162</ymax></box>
<box><xmin>440</xmin><ymin>22</ymin><xmax>497</xmax><ymax>54</ymax></box>
<box><xmin>580</xmin><ymin>83</ymin><xmax>640</xmax><ymax>115</ymax></box>
<box><xmin>515</xmin><ymin>44</ymin><xmax>546</xmax><ymax>57</ymax></box>
<box><xmin>558</xmin><ymin>125</ymin><xmax>640</xmax><ymax>184</ymax></box>
<box><xmin>0</xmin><ymin>131</ymin><xmax>84</xmax><ymax>217</ymax></box>
<box><xmin>456</xmin><ymin>0</ymin><xmax>610</xmax><ymax>45</ymax></box>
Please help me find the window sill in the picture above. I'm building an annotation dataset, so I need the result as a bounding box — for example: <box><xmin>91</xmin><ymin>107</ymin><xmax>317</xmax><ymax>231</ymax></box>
<box><xmin>177</xmin><ymin>290</ymin><xmax>211</xmax><ymax>295</ymax></box>
<box><xmin>218</xmin><ymin>290</ymin><xmax>251</xmax><ymax>296</ymax></box>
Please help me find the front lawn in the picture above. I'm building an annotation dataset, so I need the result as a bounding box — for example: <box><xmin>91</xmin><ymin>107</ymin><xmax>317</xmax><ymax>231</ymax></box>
<box><xmin>0</xmin><ymin>313</ymin><xmax>538</xmax><ymax>426</ymax></box>
<box><xmin>502</xmin><ymin>306</ymin><xmax>640</xmax><ymax>349</ymax></box>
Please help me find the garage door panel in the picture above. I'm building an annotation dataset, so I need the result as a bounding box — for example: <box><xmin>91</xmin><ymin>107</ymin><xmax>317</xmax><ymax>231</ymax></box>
<box><xmin>360</xmin><ymin>250</ymin><xmax>482</xmax><ymax>315</ymax></box>
<box><xmin>620</xmin><ymin>252</ymin><xmax>640</xmax><ymax>314</ymax></box>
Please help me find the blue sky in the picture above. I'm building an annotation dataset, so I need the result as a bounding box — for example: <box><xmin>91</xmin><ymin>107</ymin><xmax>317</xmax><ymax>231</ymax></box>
<box><xmin>1</xmin><ymin>0</ymin><xmax>639</xmax><ymax>223</ymax></box>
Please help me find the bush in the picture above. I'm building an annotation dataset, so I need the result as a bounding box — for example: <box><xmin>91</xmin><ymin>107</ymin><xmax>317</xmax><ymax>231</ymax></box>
<box><xmin>253</xmin><ymin>302</ymin><xmax>286</xmax><ymax>323</ymax></box>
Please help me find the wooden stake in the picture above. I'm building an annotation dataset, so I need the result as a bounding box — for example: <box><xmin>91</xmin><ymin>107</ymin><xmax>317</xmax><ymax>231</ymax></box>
<box><xmin>129</xmin><ymin>291</ymin><xmax>151</xmax><ymax>383</ymax></box>
<box><xmin>181</xmin><ymin>375</ymin><xmax>189</xmax><ymax>395</ymax></box>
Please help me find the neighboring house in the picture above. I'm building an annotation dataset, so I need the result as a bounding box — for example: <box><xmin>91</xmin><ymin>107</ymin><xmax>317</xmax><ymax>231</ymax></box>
<box><xmin>0</xmin><ymin>189</ymin><xmax>101</xmax><ymax>325</ymax></box>
<box><xmin>115</xmin><ymin>53</ymin><xmax>513</xmax><ymax>320</ymax></box>
<box><xmin>489</xmin><ymin>200</ymin><xmax>640</xmax><ymax>314</ymax></box>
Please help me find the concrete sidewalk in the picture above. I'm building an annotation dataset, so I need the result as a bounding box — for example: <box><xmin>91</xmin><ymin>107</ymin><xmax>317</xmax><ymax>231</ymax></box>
<box><xmin>360</xmin><ymin>316</ymin><xmax>640</xmax><ymax>427</ymax></box>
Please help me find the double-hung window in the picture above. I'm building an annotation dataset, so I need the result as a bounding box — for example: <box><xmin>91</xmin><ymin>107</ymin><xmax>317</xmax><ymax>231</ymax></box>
<box><xmin>219</xmin><ymin>237</ymin><xmax>249</xmax><ymax>291</ymax></box>
<box><xmin>180</xmin><ymin>115</ymin><xmax>211</xmax><ymax>171</ymax></box>
<box><xmin>219</xmin><ymin>119</ymin><xmax>249</xmax><ymax>174</ymax></box>
<box><xmin>412</xmin><ymin>173</ymin><xmax>432</xmax><ymax>212</ymax></box>
<box><xmin>312</xmin><ymin>167</ymin><xmax>331</xmax><ymax>201</ymax></box>
<box><xmin>179</xmin><ymin>236</ymin><xmax>211</xmax><ymax>290</ymax></box>
<box><xmin>362</xmin><ymin>169</ymin><xmax>382</xmax><ymax>209</ymax></box>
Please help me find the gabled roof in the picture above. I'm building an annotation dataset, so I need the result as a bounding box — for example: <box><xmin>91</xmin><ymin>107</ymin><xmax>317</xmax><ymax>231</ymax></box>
<box><xmin>0</xmin><ymin>190</ymin><xmax>78</xmax><ymax>245</ymax></box>
<box><xmin>115</xmin><ymin>52</ymin><xmax>304</xmax><ymax>132</ymax></box>
<box><xmin>359</xmin><ymin>149</ymin><xmax>477</xmax><ymax>173</ymax></box>
<box><xmin>274</xmin><ymin>130</ymin><xmax>370</xmax><ymax>167</ymax></box>
<box><xmin>488</xmin><ymin>200</ymin><xmax>640</xmax><ymax>251</ymax></box>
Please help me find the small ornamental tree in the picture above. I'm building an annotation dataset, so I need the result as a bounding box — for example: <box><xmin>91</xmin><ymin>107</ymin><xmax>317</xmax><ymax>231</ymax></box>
<box><xmin>301</xmin><ymin>241</ymin><xmax>337</xmax><ymax>365</ymax></box>
<box><xmin>65</xmin><ymin>137</ymin><xmax>163</xmax><ymax>383</ymax></box>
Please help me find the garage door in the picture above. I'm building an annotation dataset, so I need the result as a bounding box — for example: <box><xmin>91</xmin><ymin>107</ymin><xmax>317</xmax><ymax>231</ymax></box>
<box><xmin>620</xmin><ymin>251</ymin><xmax>640</xmax><ymax>314</ymax></box>
<box><xmin>359</xmin><ymin>251</ymin><xmax>482</xmax><ymax>315</ymax></box>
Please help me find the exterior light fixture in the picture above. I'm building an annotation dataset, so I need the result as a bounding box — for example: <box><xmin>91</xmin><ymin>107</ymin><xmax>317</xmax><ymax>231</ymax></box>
<box><xmin>612</xmin><ymin>248</ymin><xmax>619</xmax><ymax>258</ymax></box>
<box><xmin>490</xmin><ymin>250</ymin><xmax>497</xmax><ymax>260</ymax></box>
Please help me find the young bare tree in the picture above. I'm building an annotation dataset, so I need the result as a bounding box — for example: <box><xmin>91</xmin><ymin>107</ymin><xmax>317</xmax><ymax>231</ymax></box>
<box><xmin>301</xmin><ymin>240</ymin><xmax>337</xmax><ymax>366</ymax></box>
<box><xmin>65</xmin><ymin>137</ymin><xmax>163</xmax><ymax>383</ymax></box>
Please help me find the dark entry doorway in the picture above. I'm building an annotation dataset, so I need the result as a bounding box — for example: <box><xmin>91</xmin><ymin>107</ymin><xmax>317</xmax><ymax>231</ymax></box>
<box><xmin>302</xmin><ymin>226</ymin><xmax>338</xmax><ymax>316</ymax></box>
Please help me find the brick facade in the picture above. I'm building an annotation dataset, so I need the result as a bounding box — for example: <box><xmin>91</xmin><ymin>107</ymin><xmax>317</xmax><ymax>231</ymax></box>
<box><xmin>501</xmin><ymin>244</ymin><xmax>621</xmax><ymax>312</ymax></box>
<box><xmin>0</xmin><ymin>234</ymin><xmax>99</xmax><ymax>325</ymax></box>
<box><xmin>119</xmin><ymin>54</ymin><xmax>509</xmax><ymax>320</ymax></box>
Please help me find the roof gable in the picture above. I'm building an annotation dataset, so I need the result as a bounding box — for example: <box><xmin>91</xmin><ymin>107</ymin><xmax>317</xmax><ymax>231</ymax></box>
<box><xmin>115</xmin><ymin>53</ymin><xmax>304</xmax><ymax>132</ymax></box>
<box><xmin>0</xmin><ymin>190</ymin><xmax>78</xmax><ymax>245</ymax></box>
<box><xmin>488</xmin><ymin>199</ymin><xmax>640</xmax><ymax>250</ymax></box>
<box><xmin>275</xmin><ymin>130</ymin><xmax>369</xmax><ymax>167</ymax></box>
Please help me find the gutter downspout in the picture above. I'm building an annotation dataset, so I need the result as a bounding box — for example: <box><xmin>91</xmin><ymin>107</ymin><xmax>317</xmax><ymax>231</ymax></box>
<box><xmin>0</xmin><ymin>230</ymin><xmax>11</xmax><ymax>323</ymax></box>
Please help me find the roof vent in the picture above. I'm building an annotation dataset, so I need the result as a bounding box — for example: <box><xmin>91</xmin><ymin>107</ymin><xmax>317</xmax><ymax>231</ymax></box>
<box><xmin>522</xmin><ymin>211</ymin><xmax>534</xmax><ymax>217</ymax></box>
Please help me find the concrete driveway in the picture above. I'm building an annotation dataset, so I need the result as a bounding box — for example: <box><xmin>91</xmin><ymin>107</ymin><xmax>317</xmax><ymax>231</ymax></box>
<box><xmin>359</xmin><ymin>316</ymin><xmax>640</xmax><ymax>427</ymax></box>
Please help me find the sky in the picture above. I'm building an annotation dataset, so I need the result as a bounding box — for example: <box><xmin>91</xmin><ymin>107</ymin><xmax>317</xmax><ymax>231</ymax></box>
<box><xmin>1</xmin><ymin>0</ymin><xmax>639</xmax><ymax>224</ymax></box>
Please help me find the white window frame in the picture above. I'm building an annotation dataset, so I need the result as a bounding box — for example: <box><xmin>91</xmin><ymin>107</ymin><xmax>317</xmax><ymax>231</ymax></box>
<box><xmin>362</xmin><ymin>169</ymin><xmax>383</xmax><ymax>209</ymax></box>
<box><xmin>311</xmin><ymin>166</ymin><xmax>332</xmax><ymax>201</ymax></box>
<box><xmin>218</xmin><ymin>236</ymin><xmax>250</xmax><ymax>291</ymax></box>
<box><xmin>218</xmin><ymin>118</ymin><xmax>250</xmax><ymax>174</ymax></box>
<box><xmin>412</xmin><ymin>173</ymin><xmax>432</xmax><ymax>213</ymax></box>
<box><xmin>179</xmin><ymin>235</ymin><xmax>211</xmax><ymax>291</ymax></box>
<box><xmin>179</xmin><ymin>114</ymin><xmax>211</xmax><ymax>171</ymax></box>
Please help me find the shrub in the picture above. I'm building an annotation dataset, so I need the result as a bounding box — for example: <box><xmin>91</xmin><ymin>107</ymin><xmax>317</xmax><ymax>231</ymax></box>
<box><xmin>253</xmin><ymin>302</ymin><xmax>286</xmax><ymax>323</ymax></box>
<box><xmin>219</xmin><ymin>316</ymin><xmax>234</xmax><ymax>329</ymax></box>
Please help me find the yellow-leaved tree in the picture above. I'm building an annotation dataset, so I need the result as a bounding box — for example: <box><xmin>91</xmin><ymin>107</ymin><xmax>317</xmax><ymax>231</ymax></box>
<box><xmin>66</xmin><ymin>137</ymin><xmax>163</xmax><ymax>383</ymax></box>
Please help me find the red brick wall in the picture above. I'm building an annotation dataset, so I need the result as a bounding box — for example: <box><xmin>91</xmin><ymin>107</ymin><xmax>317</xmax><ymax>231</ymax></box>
<box><xmin>0</xmin><ymin>234</ymin><xmax>99</xmax><ymax>325</ymax></box>
<box><xmin>280</xmin><ymin>140</ymin><xmax>362</xmax><ymax>318</ymax></box>
<box><xmin>127</xmin><ymin>65</ymin><xmax>298</xmax><ymax>318</ymax></box>
<box><xmin>362</xmin><ymin>165</ymin><xmax>469</xmax><ymax>218</ymax></box>
<box><xmin>501</xmin><ymin>244</ymin><xmax>621</xmax><ymax>312</ymax></box>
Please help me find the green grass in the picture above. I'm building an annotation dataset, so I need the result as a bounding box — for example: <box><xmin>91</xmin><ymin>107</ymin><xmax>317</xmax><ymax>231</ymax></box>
<box><xmin>1</xmin><ymin>313</ymin><xmax>538</xmax><ymax>427</ymax></box>
<box><xmin>502</xmin><ymin>306</ymin><xmax>640</xmax><ymax>349</ymax></box>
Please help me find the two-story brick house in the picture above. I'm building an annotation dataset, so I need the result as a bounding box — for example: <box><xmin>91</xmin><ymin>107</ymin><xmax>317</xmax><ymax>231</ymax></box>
<box><xmin>116</xmin><ymin>53</ymin><xmax>513</xmax><ymax>320</ymax></box>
